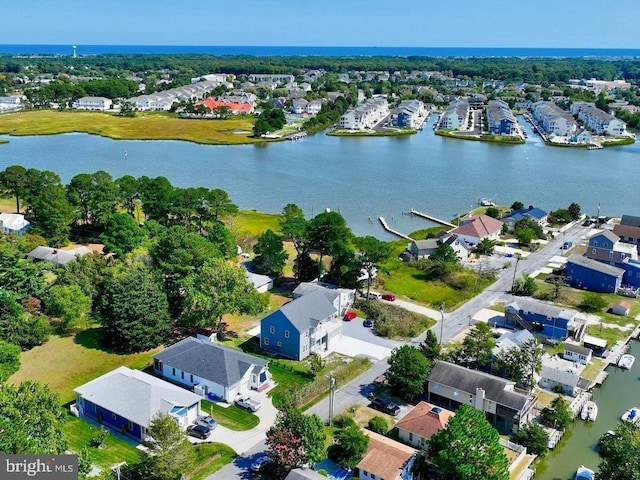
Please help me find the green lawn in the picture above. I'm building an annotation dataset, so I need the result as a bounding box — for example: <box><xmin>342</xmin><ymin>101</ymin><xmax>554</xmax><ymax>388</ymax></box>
<box><xmin>64</xmin><ymin>413</ymin><xmax>143</xmax><ymax>469</ymax></box>
<box><xmin>233</xmin><ymin>210</ymin><xmax>282</xmax><ymax>238</ymax></box>
<box><xmin>200</xmin><ymin>399</ymin><xmax>260</xmax><ymax>431</ymax></box>
<box><xmin>0</xmin><ymin>110</ymin><xmax>266</xmax><ymax>145</ymax></box>
<box><xmin>8</xmin><ymin>330</ymin><xmax>161</xmax><ymax>404</ymax></box>
<box><xmin>189</xmin><ymin>443</ymin><xmax>237</xmax><ymax>480</ymax></box>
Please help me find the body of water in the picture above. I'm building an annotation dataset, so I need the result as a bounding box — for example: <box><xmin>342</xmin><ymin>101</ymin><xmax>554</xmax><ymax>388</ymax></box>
<box><xmin>536</xmin><ymin>340</ymin><xmax>640</xmax><ymax>480</ymax></box>
<box><xmin>0</xmin><ymin>115</ymin><xmax>639</xmax><ymax>240</ymax></box>
<box><xmin>2</xmin><ymin>44</ymin><xmax>640</xmax><ymax>57</ymax></box>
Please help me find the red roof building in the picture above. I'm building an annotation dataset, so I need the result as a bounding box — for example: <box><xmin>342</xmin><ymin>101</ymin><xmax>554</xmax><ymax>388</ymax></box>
<box><xmin>451</xmin><ymin>214</ymin><xmax>503</xmax><ymax>245</ymax></box>
<box><xmin>395</xmin><ymin>401</ymin><xmax>454</xmax><ymax>451</ymax></box>
<box><xmin>199</xmin><ymin>97</ymin><xmax>254</xmax><ymax>114</ymax></box>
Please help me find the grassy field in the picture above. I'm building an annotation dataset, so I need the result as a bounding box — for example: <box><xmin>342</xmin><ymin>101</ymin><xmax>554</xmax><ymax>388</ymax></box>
<box><xmin>0</xmin><ymin>110</ymin><xmax>268</xmax><ymax>145</ymax></box>
<box><xmin>233</xmin><ymin>210</ymin><xmax>282</xmax><ymax>239</ymax></box>
<box><xmin>8</xmin><ymin>330</ymin><xmax>160</xmax><ymax>404</ymax></box>
<box><xmin>200</xmin><ymin>399</ymin><xmax>260</xmax><ymax>431</ymax></box>
<box><xmin>189</xmin><ymin>443</ymin><xmax>237</xmax><ymax>480</ymax></box>
<box><xmin>64</xmin><ymin>413</ymin><xmax>143</xmax><ymax>468</ymax></box>
<box><xmin>0</xmin><ymin>139</ymin><xmax>8</xmax><ymax>144</ymax></box>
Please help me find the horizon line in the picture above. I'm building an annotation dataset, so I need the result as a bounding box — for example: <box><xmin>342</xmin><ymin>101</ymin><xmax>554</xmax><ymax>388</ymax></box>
<box><xmin>2</xmin><ymin>44</ymin><xmax>640</xmax><ymax>49</ymax></box>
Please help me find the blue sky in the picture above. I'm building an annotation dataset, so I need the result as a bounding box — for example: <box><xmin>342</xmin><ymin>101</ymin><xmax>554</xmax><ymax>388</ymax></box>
<box><xmin>1</xmin><ymin>0</ymin><xmax>638</xmax><ymax>48</ymax></box>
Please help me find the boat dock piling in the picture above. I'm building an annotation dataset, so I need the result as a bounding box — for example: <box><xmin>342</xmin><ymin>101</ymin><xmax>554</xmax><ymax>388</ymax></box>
<box><xmin>409</xmin><ymin>209</ymin><xmax>456</xmax><ymax>228</ymax></box>
<box><xmin>379</xmin><ymin>217</ymin><xmax>413</xmax><ymax>241</ymax></box>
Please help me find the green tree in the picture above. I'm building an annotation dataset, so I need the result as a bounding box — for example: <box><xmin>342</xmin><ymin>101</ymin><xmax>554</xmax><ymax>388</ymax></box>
<box><xmin>485</xmin><ymin>207</ymin><xmax>500</xmax><ymax>219</ymax></box>
<box><xmin>475</xmin><ymin>237</ymin><xmax>497</xmax><ymax>256</ymax></box>
<box><xmin>178</xmin><ymin>257</ymin><xmax>263</xmax><ymax>338</ymax></box>
<box><xmin>100</xmin><ymin>212</ymin><xmax>146</xmax><ymax>256</ymax></box>
<box><xmin>115</xmin><ymin>174</ymin><xmax>140</xmax><ymax>217</ymax></box>
<box><xmin>141</xmin><ymin>413</ymin><xmax>195</xmax><ymax>480</ymax></box>
<box><xmin>0</xmin><ymin>241</ymin><xmax>46</xmax><ymax>298</ymax></box>
<box><xmin>419</xmin><ymin>329</ymin><xmax>441</xmax><ymax>362</ymax></box>
<box><xmin>253</xmin><ymin>229</ymin><xmax>289</xmax><ymax>277</ymax></box>
<box><xmin>45</xmin><ymin>284</ymin><xmax>92</xmax><ymax>332</ymax></box>
<box><xmin>54</xmin><ymin>253</ymin><xmax>104</xmax><ymax>302</ymax></box>
<box><xmin>266</xmin><ymin>426</ymin><xmax>305</xmax><ymax>477</ymax></box>
<box><xmin>540</xmin><ymin>397</ymin><xmax>572</xmax><ymax>430</ymax></box>
<box><xmin>568</xmin><ymin>202</ymin><xmax>581</xmax><ymax>221</ymax></box>
<box><xmin>429</xmin><ymin>404</ymin><xmax>509</xmax><ymax>480</ymax></box>
<box><xmin>98</xmin><ymin>264</ymin><xmax>171</xmax><ymax>352</ymax></box>
<box><xmin>0</xmin><ymin>381</ymin><xmax>67</xmax><ymax>454</ymax></box>
<box><xmin>0</xmin><ymin>165</ymin><xmax>28</xmax><ymax>213</ymax></box>
<box><xmin>511</xmin><ymin>422</ymin><xmax>549</xmax><ymax>456</ymax></box>
<box><xmin>307</xmin><ymin>211</ymin><xmax>352</xmax><ymax>277</ymax></box>
<box><xmin>510</xmin><ymin>201</ymin><xmax>524</xmax><ymax>211</ymax></box>
<box><xmin>598</xmin><ymin>422</ymin><xmax>640</xmax><ymax>480</ymax></box>
<box><xmin>512</xmin><ymin>274</ymin><xmax>538</xmax><ymax>296</ymax></box>
<box><xmin>388</xmin><ymin>345</ymin><xmax>431</xmax><ymax>401</ymax></box>
<box><xmin>207</xmin><ymin>221</ymin><xmax>237</xmax><ymax>259</ymax></box>
<box><xmin>367</xmin><ymin>416</ymin><xmax>389</xmax><ymax>435</ymax></box>
<box><xmin>0</xmin><ymin>339</ymin><xmax>21</xmax><ymax>381</ymax></box>
<box><xmin>119</xmin><ymin>100</ymin><xmax>135</xmax><ymax>117</ymax></box>
<box><xmin>430</xmin><ymin>243</ymin><xmax>459</xmax><ymax>264</ymax></box>
<box><xmin>0</xmin><ymin>290</ymin><xmax>51</xmax><ymax>348</ymax></box>
<box><xmin>329</xmin><ymin>426</ymin><xmax>369</xmax><ymax>469</ymax></box>
<box><xmin>578</xmin><ymin>293</ymin><xmax>607</xmax><ymax>313</ymax></box>
<box><xmin>355</xmin><ymin>235</ymin><xmax>393</xmax><ymax>299</ymax></box>
<box><xmin>77</xmin><ymin>447</ymin><xmax>93</xmax><ymax>479</ymax></box>
<box><xmin>24</xmin><ymin>170</ymin><xmax>75</xmax><ymax>244</ymax></box>
<box><xmin>138</xmin><ymin>176</ymin><xmax>175</xmax><ymax>225</ymax></box>
<box><xmin>447</xmin><ymin>322</ymin><xmax>495</xmax><ymax>369</ymax></box>
<box><xmin>493</xmin><ymin>338</ymin><xmax>542</xmax><ymax>390</ymax></box>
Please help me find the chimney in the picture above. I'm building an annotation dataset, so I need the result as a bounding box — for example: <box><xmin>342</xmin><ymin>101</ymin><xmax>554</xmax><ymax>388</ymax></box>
<box><xmin>474</xmin><ymin>388</ymin><xmax>485</xmax><ymax>411</ymax></box>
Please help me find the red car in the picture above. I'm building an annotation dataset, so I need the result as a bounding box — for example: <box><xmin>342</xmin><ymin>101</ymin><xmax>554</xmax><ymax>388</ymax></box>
<box><xmin>382</xmin><ymin>293</ymin><xmax>396</xmax><ymax>301</ymax></box>
<box><xmin>343</xmin><ymin>311</ymin><xmax>357</xmax><ymax>321</ymax></box>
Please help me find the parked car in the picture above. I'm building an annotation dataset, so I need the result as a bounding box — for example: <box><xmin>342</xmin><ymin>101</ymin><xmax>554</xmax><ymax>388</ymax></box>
<box><xmin>343</xmin><ymin>311</ymin><xmax>357</xmax><ymax>321</ymax></box>
<box><xmin>369</xmin><ymin>397</ymin><xmax>401</xmax><ymax>416</ymax></box>
<box><xmin>195</xmin><ymin>415</ymin><xmax>218</xmax><ymax>430</ymax></box>
<box><xmin>582</xmin><ymin>219</ymin><xmax>594</xmax><ymax>226</ymax></box>
<box><xmin>365</xmin><ymin>292</ymin><xmax>381</xmax><ymax>300</ymax></box>
<box><xmin>250</xmin><ymin>455</ymin><xmax>271</xmax><ymax>473</ymax></box>
<box><xmin>363</xmin><ymin>318</ymin><xmax>374</xmax><ymax>328</ymax></box>
<box><xmin>235</xmin><ymin>395</ymin><xmax>262</xmax><ymax>412</ymax></box>
<box><xmin>562</xmin><ymin>241</ymin><xmax>573</xmax><ymax>250</ymax></box>
<box><xmin>187</xmin><ymin>424</ymin><xmax>211</xmax><ymax>440</ymax></box>
<box><xmin>382</xmin><ymin>293</ymin><xmax>396</xmax><ymax>301</ymax></box>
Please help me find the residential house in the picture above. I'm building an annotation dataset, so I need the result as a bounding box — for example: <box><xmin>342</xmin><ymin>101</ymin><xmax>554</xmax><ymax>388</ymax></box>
<box><xmin>395</xmin><ymin>401</ymin><xmax>454</xmax><ymax>452</ymax></box>
<box><xmin>357</xmin><ymin>430</ymin><xmax>419</xmax><ymax>480</ymax></box>
<box><xmin>306</xmin><ymin>99</ymin><xmax>323</xmax><ymax>115</ymax></box>
<box><xmin>538</xmin><ymin>366</ymin><xmax>586</xmax><ymax>396</ymax></box>
<box><xmin>74</xmin><ymin>366</ymin><xmax>201</xmax><ymax>442</ymax></box>
<box><xmin>501</xmin><ymin>207</ymin><xmax>547</xmax><ymax>232</ymax></box>
<box><xmin>622</xmin><ymin>258</ymin><xmax>640</xmax><ymax>288</ymax></box>
<box><xmin>486</xmin><ymin>99</ymin><xmax>519</xmax><ymax>135</ymax></box>
<box><xmin>27</xmin><ymin>245</ymin><xmax>92</xmax><ymax>267</ymax></box>
<box><xmin>583</xmin><ymin>335</ymin><xmax>608</xmax><ymax>356</ymax></box>
<box><xmin>260</xmin><ymin>290</ymin><xmax>340</xmax><ymax>360</ymax></box>
<box><xmin>390</xmin><ymin>100</ymin><xmax>427</xmax><ymax>129</ymax></box>
<box><xmin>247</xmin><ymin>74</ymin><xmax>295</xmax><ymax>84</ymax></box>
<box><xmin>292</xmin><ymin>282</ymin><xmax>355</xmax><ymax>316</ymax></box>
<box><xmin>569</xmin><ymin>128</ymin><xmax>592</xmax><ymax>144</ymax></box>
<box><xmin>437</xmin><ymin>99</ymin><xmax>469</xmax><ymax>130</ymax></box>
<box><xmin>285</xmin><ymin>469</ymin><xmax>327</xmax><ymax>480</ymax></box>
<box><xmin>565</xmin><ymin>254</ymin><xmax>624</xmax><ymax>293</ymax></box>
<box><xmin>427</xmin><ymin>361</ymin><xmax>537</xmax><ymax>434</ymax></box>
<box><xmin>291</xmin><ymin>99</ymin><xmax>309</xmax><ymax>114</ymax></box>
<box><xmin>491</xmin><ymin>329</ymin><xmax>537</xmax><ymax>358</ymax></box>
<box><xmin>571</xmin><ymin>102</ymin><xmax>627</xmax><ymax>136</ymax></box>
<box><xmin>0</xmin><ymin>212</ymin><xmax>30</xmax><ymax>236</ymax></box>
<box><xmin>407</xmin><ymin>233</ymin><xmax>469</xmax><ymax>262</ymax></box>
<box><xmin>585</xmin><ymin>230</ymin><xmax>637</xmax><ymax>267</ymax></box>
<box><xmin>450</xmin><ymin>214</ymin><xmax>503</xmax><ymax>246</ymax></box>
<box><xmin>153</xmin><ymin>337</ymin><xmax>270</xmax><ymax>402</ymax></box>
<box><xmin>504</xmin><ymin>298</ymin><xmax>585</xmax><ymax>340</ymax></box>
<box><xmin>613</xmin><ymin>214</ymin><xmax>640</xmax><ymax>248</ymax></box>
<box><xmin>339</xmin><ymin>97</ymin><xmax>389</xmax><ymax>130</ymax></box>
<box><xmin>245</xmin><ymin>270</ymin><xmax>274</xmax><ymax>293</ymax></box>
<box><xmin>612</xmin><ymin>300</ymin><xmax>631</xmax><ymax>316</ymax></box>
<box><xmin>200</xmin><ymin>97</ymin><xmax>254</xmax><ymax>114</ymax></box>
<box><xmin>564</xmin><ymin>343</ymin><xmax>593</xmax><ymax>365</ymax></box>
<box><xmin>531</xmin><ymin>101</ymin><xmax>577</xmax><ymax>137</ymax></box>
<box><xmin>73</xmin><ymin>96</ymin><xmax>112</xmax><ymax>111</ymax></box>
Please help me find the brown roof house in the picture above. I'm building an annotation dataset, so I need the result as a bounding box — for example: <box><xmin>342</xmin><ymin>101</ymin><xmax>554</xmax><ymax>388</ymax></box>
<box><xmin>395</xmin><ymin>401</ymin><xmax>454</xmax><ymax>452</ymax></box>
<box><xmin>450</xmin><ymin>214</ymin><xmax>503</xmax><ymax>246</ymax></box>
<box><xmin>357</xmin><ymin>430</ymin><xmax>420</xmax><ymax>480</ymax></box>
<box><xmin>613</xmin><ymin>215</ymin><xmax>640</xmax><ymax>248</ymax></box>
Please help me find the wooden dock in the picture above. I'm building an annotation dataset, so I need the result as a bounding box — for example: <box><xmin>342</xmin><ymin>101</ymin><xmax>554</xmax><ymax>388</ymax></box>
<box><xmin>379</xmin><ymin>217</ymin><xmax>413</xmax><ymax>241</ymax></box>
<box><xmin>409</xmin><ymin>209</ymin><xmax>455</xmax><ymax>228</ymax></box>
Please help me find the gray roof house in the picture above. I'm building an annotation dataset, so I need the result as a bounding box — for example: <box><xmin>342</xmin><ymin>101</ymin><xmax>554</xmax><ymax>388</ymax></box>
<box><xmin>74</xmin><ymin>366</ymin><xmax>201</xmax><ymax>442</ymax></box>
<box><xmin>27</xmin><ymin>245</ymin><xmax>92</xmax><ymax>266</ymax></box>
<box><xmin>427</xmin><ymin>361</ymin><xmax>537</xmax><ymax>434</ymax></box>
<box><xmin>407</xmin><ymin>233</ymin><xmax>469</xmax><ymax>262</ymax></box>
<box><xmin>285</xmin><ymin>469</ymin><xmax>327</xmax><ymax>480</ymax></box>
<box><xmin>539</xmin><ymin>365</ymin><xmax>588</xmax><ymax>396</ymax></box>
<box><xmin>153</xmin><ymin>337</ymin><xmax>270</xmax><ymax>403</ymax></box>
<box><xmin>261</xmin><ymin>290</ymin><xmax>340</xmax><ymax>360</ymax></box>
<box><xmin>292</xmin><ymin>281</ymin><xmax>355</xmax><ymax>316</ymax></box>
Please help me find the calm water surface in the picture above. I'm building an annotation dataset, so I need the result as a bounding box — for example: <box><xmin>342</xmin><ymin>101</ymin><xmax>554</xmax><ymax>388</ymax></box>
<box><xmin>535</xmin><ymin>340</ymin><xmax>640</xmax><ymax>480</ymax></box>
<box><xmin>0</xmin><ymin>116</ymin><xmax>638</xmax><ymax>239</ymax></box>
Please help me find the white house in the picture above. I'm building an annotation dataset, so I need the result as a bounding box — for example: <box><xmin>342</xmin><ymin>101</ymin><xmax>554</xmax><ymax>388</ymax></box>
<box><xmin>437</xmin><ymin>99</ymin><xmax>469</xmax><ymax>130</ymax></box>
<box><xmin>0</xmin><ymin>212</ymin><xmax>30</xmax><ymax>236</ymax></box>
<box><xmin>73</xmin><ymin>96</ymin><xmax>112</xmax><ymax>111</ymax></box>
<box><xmin>153</xmin><ymin>337</ymin><xmax>271</xmax><ymax>402</ymax></box>
<box><xmin>339</xmin><ymin>97</ymin><xmax>389</xmax><ymax>130</ymax></box>
<box><xmin>563</xmin><ymin>343</ymin><xmax>593</xmax><ymax>365</ymax></box>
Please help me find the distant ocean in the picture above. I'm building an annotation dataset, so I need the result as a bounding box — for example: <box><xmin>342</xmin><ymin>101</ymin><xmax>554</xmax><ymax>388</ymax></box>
<box><xmin>1</xmin><ymin>44</ymin><xmax>640</xmax><ymax>58</ymax></box>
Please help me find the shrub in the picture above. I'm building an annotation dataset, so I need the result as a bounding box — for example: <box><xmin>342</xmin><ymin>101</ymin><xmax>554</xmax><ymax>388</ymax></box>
<box><xmin>333</xmin><ymin>413</ymin><xmax>357</xmax><ymax>429</ymax></box>
<box><xmin>578</xmin><ymin>293</ymin><xmax>607</xmax><ymax>313</ymax></box>
<box><xmin>318</xmin><ymin>469</ymin><xmax>329</xmax><ymax>477</ymax></box>
<box><xmin>368</xmin><ymin>416</ymin><xmax>389</xmax><ymax>434</ymax></box>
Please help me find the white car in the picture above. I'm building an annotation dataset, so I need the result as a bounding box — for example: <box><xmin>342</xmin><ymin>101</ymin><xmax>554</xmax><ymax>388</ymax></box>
<box><xmin>235</xmin><ymin>395</ymin><xmax>261</xmax><ymax>412</ymax></box>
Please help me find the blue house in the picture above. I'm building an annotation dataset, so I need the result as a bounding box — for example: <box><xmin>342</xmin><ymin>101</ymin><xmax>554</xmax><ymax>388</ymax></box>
<box><xmin>0</xmin><ymin>213</ymin><xmax>30</xmax><ymax>236</ymax></box>
<box><xmin>623</xmin><ymin>258</ymin><xmax>640</xmax><ymax>288</ymax></box>
<box><xmin>501</xmin><ymin>206</ymin><xmax>547</xmax><ymax>232</ymax></box>
<box><xmin>74</xmin><ymin>366</ymin><xmax>201</xmax><ymax>442</ymax></box>
<box><xmin>260</xmin><ymin>290</ymin><xmax>339</xmax><ymax>360</ymax></box>
<box><xmin>565</xmin><ymin>254</ymin><xmax>624</xmax><ymax>293</ymax></box>
<box><xmin>505</xmin><ymin>298</ymin><xmax>583</xmax><ymax>340</ymax></box>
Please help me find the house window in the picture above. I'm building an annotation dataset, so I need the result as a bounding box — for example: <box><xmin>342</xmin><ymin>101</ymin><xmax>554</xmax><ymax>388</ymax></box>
<box><xmin>111</xmin><ymin>413</ymin><xmax>116</xmax><ymax>421</ymax></box>
<box><xmin>264</xmin><ymin>337</ymin><xmax>269</xmax><ymax>345</ymax></box>
<box><xmin>270</xmin><ymin>326</ymin><xmax>275</xmax><ymax>334</ymax></box>
<box><xmin>172</xmin><ymin>367</ymin><xmax>176</xmax><ymax>376</ymax></box>
<box><xmin>190</xmin><ymin>374</ymin><xmax>193</xmax><ymax>382</ymax></box>
<box><xmin>285</xmin><ymin>330</ymin><xmax>290</xmax><ymax>338</ymax></box>
<box><xmin>609</xmin><ymin>251</ymin><xmax>614</xmax><ymax>258</ymax></box>
<box><xmin>181</xmin><ymin>371</ymin><xmax>184</xmax><ymax>379</ymax></box>
<box><xmin>91</xmin><ymin>403</ymin><xmax>96</xmax><ymax>413</ymax></box>
<box><xmin>409</xmin><ymin>432</ymin><xmax>413</xmax><ymax>441</ymax></box>
<box><xmin>592</xmin><ymin>248</ymin><xmax>597</xmax><ymax>254</ymax></box>
<box><xmin>128</xmin><ymin>420</ymin><xmax>134</xmax><ymax>431</ymax></box>
<box><xmin>277</xmin><ymin>341</ymin><xmax>282</xmax><ymax>347</ymax></box>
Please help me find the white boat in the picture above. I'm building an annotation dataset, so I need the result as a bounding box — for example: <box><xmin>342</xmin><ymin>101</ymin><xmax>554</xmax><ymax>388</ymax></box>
<box><xmin>580</xmin><ymin>401</ymin><xmax>598</xmax><ymax>421</ymax></box>
<box><xmin>618</xmin><ymin>354</ymin><xmax>635</xmax><ymax>370</ymax></box>
<box><xmin>480</xmin><ymin>198</ymin><xmax>496</xmax><ymax>206</ymax></box>
<box><xmin>621</xmin><ymin>407</ymin><xmax>640</xmax><ymax>422</ymax></box>
<box><xmin>575</xmin><ymin>466</ymin><xmax>595</xmax><ymax>480</ymax></box>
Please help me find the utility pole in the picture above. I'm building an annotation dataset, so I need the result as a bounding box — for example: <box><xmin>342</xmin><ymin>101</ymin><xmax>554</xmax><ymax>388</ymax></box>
<box><xmin>439</xmin><ymin>303</ymin><xmax>445</xmax><ymax>344</ymax></box>
<box><xmin>328</xmin><ymin>374</ymin><xmax>336</xmax><ymax>426</ymax></box>
<box><xmin>511</xmin><ymin>254</ymin><xmax>521</xmax><ymax>292</ymax></box>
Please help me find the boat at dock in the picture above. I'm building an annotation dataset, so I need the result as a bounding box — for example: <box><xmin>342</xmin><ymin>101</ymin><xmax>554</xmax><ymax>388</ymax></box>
<box><xmin>574</xmin><ymin>466</ymin><xmax>595</xmax><ymax>480</ymax></box>
<box><xmin>618</xmin><ymin>354</ymin><xmax>635</xmax><ymax>369</ymax></box>
<box><xmin>479</xmin><ymin>198</ymin><xmax>496</xmax><ymax>206</ymax></box>
<box><xmin>621</xmin><ymin>406</ymin><xmax>640</xmax><ymax>422</ymax></box>
<box><xmin>580</xmin><ymin>401</ymin><xmax>598</xmax><ymax>421</ymax></box>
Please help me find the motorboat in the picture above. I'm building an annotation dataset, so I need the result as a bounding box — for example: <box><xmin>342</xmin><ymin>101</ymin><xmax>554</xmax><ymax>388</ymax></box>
<box><xmin>580</xmin><ymin>401</ymin><xmax>598</xmax><ymax>421</ymax></box>
<box><xmin>480</xmin><ymin>198</ymin><xmax>496</xmax><ymax>206</ymax></box>
<box><xmin>618</xmin><ymin>354</ymin><xmax>635</xmax><ymax>370</ymax></box>
<box><xmin>621</xmin><ymin>407</ymin><xmax>640</xmax><ymax>422</ymax></box>
<box><xmin>575</xmin><ymin>466</ymin><xmax>595</xmax><ymax>480</ymax></box>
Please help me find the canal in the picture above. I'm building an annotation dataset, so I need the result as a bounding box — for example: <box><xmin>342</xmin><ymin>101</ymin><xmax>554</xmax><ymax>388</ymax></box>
<box><xmin>535</xmin><ymin>340</ymin><xmax>640</xmax><ymax>479</ymax></box>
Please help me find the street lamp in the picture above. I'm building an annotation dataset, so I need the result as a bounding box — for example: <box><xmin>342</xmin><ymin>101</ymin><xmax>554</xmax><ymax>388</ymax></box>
<box><xmin>328</xmin><ymin>374</ymin><xmax>336</xmax><ymax>426</ymax></box>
